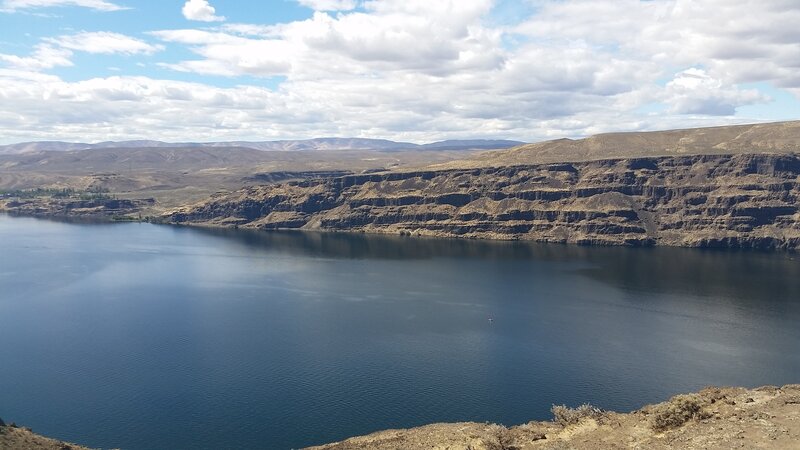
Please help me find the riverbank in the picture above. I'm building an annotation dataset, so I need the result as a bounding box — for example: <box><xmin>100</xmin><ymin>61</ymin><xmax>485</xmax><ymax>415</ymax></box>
<box><xmin>4</xmin><ymin>384</ymin><xmax>798</xmax><ymax>449</ymax></box>
<box><xmin>0</xmin><ymin>419</ymin><xmax>91</xmax><ymax>450</ymax></box>
<box><xmin>0</xmin><ymin>196</ymin><xmax>154</xmax><ymax>222</ymax></box>
<box><xmin>306</xmin><ymin>384</ymin><xmax>800</xmax><ymax>450</ymax></box>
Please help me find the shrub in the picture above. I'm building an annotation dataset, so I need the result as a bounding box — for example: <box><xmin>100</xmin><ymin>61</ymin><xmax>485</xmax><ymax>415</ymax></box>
<box><xmin>652</xmin><ymin>394</ymin><xmax>710</xmax><ymax>431</ymax></box>
<box><xmin>551</xmin><ymin>403</ymin><xmax>604</xmax><ymax>426</ymax></box>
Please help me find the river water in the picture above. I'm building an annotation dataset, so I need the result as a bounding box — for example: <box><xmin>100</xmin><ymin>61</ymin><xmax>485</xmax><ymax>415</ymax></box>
<box><xmin>1</xmin><ymin>214</ymin><xmax>798</xmax><ymax>449</ymax></box>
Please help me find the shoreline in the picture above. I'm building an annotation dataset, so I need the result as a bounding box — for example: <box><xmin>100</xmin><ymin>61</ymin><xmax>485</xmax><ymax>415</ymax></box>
<box><xmin>4</xmin><ymin>384</ymin><xmax>798</xmax><ymax>449</ymax></box>
<box><xmin>305</xmin><ymin>384</ymin><xmax>800</xmax><ymax>450</ymax></box>
<box><xmin>2</xmin><ymin>209</ymin><xmax>798</xmax><ymax>254</ymax></box>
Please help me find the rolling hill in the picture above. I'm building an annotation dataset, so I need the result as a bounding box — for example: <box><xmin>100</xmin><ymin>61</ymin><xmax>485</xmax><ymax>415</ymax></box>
<box><xmin>432</xmin><ymin>120</ymin><xmax>800</xmax><ymax>169</ymax></box>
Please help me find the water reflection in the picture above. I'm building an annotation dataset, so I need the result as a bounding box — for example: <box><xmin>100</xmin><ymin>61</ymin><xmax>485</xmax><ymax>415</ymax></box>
<box><xmin>196</xmin><ymin>226</ymin><xmax>800</xmax><ymax>302</ymax></box>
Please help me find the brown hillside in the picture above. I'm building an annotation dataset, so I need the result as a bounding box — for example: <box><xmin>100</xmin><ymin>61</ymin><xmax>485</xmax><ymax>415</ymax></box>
<box><xmin>433</xmin><ymin>121</ymin><xmax>800</xmax><ymax>169</ymax></box>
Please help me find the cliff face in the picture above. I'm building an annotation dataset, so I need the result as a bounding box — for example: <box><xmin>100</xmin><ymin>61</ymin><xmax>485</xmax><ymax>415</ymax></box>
<box><xmin>168</xmin><ymin>153</ymin><xmax>800</xmax><ymax>250</ymax></box>
<box><xmin>0</xmin><ymin>197</ymin><xmax>154</xmax><ymax>219</ymax></box>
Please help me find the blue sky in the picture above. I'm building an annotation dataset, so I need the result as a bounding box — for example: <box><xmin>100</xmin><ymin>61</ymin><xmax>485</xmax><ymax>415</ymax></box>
<box><xmin>0</xmin><ymin>1</ymin><xmax>313</xmax><ymax>86</ymax></box>
<box><xmin>0</xmin><ymin>0</ymin><xmax>798</xmax><ymax>144</ymax></box>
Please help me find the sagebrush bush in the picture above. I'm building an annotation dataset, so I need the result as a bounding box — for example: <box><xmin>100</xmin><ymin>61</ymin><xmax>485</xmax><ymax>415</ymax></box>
<box><xmin>551</xmin><ymin>403</ymin><xmax>604</xmax><ymax>426</ymax></box>
<box><xmin>652</xmin><ymin>394</ymin><xmax>710</xmax><ymax>431</ymax></box>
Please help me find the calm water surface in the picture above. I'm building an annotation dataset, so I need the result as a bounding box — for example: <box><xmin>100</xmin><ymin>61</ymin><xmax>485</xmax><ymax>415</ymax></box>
<box><xmin>1</xmin><ymin>214</ymin><xmax>799</xmax><ymax>449</ymax></box>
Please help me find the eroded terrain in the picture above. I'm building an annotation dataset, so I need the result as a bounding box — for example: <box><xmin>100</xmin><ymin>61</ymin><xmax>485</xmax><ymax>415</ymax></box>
<box><xmin>169</xmin><ymin>154</ymin><xmax>800</xmax><ymax>250</ymax></box>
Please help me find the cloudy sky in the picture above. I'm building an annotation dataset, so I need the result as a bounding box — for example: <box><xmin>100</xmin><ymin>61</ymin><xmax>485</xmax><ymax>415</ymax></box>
<box><xmin>0</xmin><ymin>0</ymin><xmax>798</xmax><ymax>144</ymax></box>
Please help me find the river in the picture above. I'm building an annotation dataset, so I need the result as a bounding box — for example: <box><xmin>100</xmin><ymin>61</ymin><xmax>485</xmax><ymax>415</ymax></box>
<box><xmin>1</xmin><ymin>214</ymin><xmax>798</xmax><ymax>449</ymax></box>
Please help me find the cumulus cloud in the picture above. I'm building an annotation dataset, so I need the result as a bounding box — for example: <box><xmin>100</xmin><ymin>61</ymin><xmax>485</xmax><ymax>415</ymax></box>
<box><xmin>182</xmin><ymin>0</ymin><xmax>224</xmax><ymax>22</ymax></box>
<box><xmin>156</xmin><ymin>1</ymin><xmax>501</xmax><ymax>77</ymax></box>
<box><xmin>514</xmin><ymin>0</ymin><xmax>800</xmax><ymax>97</ymax></box>
<box><xmin>0</xmin><ymin>65</ymin><xmax>752</xmax><ymax>145</ymax></box>
<box><xmin>0</xmin><ymin>0</ymin><xmax>799</xmax><ymax>143</ymax></box>
<box><xmin>296</xmin><ymin>0</ymin><xmax>357</xmax><ymax>11</ymax></box>
<box><xmin>664</xmin><ymin>68</ymin><xmax>768</xmax><ymax>116</ymax></box>
<box><xmin>0</xmin><ymin>0</ymin><xmax>126</xmax><ymax>12</ymax></box>
<box><xmin>149</xmin><ymin>29</ymin><xmax>292</xmax><ymax>76</ymax></box>
<box><xmin>0</xmin><ymin>70</ymin><xmax>323</xmax><ymax>143</ymax></box>
<box><xmin>0</xmin><ymin>44</ymin><xmax>72</xmax><ymax>70</ymax></box>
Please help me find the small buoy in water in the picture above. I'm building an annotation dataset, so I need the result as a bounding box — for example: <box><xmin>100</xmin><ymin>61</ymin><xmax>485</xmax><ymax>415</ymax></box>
<box><xmin>488</xmin><ymin>317</ymin><xmax>494</xmax><ymax>323</ymax></box>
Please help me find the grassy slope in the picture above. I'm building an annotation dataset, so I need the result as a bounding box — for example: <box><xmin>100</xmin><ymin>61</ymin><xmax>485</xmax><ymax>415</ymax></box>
<box><xmin>431</xmin><ymin>120</ymin><xmax>800</xmax><ymax>169</ymax></box>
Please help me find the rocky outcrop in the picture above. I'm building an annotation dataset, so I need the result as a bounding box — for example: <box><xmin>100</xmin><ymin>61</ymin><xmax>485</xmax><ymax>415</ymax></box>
<box><xmin>305</xmin><ymin>384</ymin><xmax>800</xmax><ymax>450</ymax></box>
<box><xmin>167</xmin><ymin>153</ymin><xmax>800</xmax><ymax>250</ymax></box>
<box><xmin>0</xmin><ymin>197</ymin><xmax>155</xmax><ymax>220</ymax></box>
<box><xmin>0</xmin><ymin>420</ymin><xmax>92</xmax><ymax>450</ymax></box>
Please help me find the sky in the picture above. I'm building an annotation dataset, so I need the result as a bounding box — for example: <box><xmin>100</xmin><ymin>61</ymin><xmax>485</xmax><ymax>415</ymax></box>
<box><xmin>0</xmin><ymin>0</ymin><xmax>798</xmax><ymax>144</ymax></box>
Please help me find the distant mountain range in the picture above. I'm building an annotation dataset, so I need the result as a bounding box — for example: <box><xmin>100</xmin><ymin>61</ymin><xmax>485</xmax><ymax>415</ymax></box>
<box><xmin>0</xmin><ymin>138</ymin><xmax>526</xmax><ymax>155</ymax></box>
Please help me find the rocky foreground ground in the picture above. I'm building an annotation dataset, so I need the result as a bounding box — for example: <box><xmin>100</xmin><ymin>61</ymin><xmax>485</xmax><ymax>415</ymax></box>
<box><xmin>307</xmin><ymin>384</ymin><xmax>800</xmax><ymax>450</ymax></box>
<box><xmin>0</xmin><ymin>419</ymin><xmax>91</xmax><ymax>450</ymax></box>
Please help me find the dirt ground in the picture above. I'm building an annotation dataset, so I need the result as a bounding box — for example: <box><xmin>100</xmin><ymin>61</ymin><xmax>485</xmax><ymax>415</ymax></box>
<box><xmin>0</xmin><ymin>422</ymin><xmax>91</xmax><ymax>450</ymax></box>
<box><xmin>307</xmin><ymin>384</ymin><xmax>800</xmax><ymax>450</ymax></box>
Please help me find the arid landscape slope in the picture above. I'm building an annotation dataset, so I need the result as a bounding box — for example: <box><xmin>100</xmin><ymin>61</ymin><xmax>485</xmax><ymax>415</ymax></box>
<box><xmin>0</xmin><ymin>144</ymin><xmax>487</xmax><ymax>209</ymax></box>
<box><xmin>306</xmin><ymin>384</ymin><xmax>800</xmax><ymax>450</ymax></box>
<box><xmin>0</xmin><ymin>419</ymin><xmax>90</xmax><ymax>450</ymax></box>
<box><xmin>432</xmin><ymin>120</ymin><xmax>800</xmax><ymax>168</ymax></box>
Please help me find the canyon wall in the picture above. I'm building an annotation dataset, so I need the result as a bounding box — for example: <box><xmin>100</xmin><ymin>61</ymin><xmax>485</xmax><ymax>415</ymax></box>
<box><xmin>168</xmin><ymin>153</ymin><xmax>800</xmax><ymax>250</ymax></box>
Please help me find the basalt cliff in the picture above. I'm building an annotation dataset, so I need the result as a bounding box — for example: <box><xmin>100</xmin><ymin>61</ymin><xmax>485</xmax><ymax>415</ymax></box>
<box><xmin>168</xmin><ymin>153</ymin><xmax>800</xmax><ymax>250</ymax></box>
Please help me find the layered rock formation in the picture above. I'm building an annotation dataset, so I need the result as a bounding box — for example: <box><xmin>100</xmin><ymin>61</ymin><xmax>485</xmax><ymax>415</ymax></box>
<box><xmin>0</xmin><ymin>197</ymin><xmax>154</xmax><ymax>219</ymax></box>
<box><xmin>168</xmin><ymin>153</ymin><xmax>800</xmax><ymax>250</ymax></box>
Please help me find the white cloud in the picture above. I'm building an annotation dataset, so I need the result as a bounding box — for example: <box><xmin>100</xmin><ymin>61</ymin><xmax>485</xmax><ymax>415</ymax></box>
<box><xmin>0</xmin><ymin>31</ymin><xmax>161</xmax><ymax>71</ymax></box>
<box><xmin>513</xmin><ymin>0</ymin><xmax>800</xmax><ymax>96</ymax></box>
<box><xmin>0</xmin><ymin>44</ymin><xmax>72</xmax><ymax>70</ymax></box>
<box><xmin>0</xmin><ymin>71</ymin><xmax>298</xmax><ymax>143</ymax></box>
<box><xmin>0</xmin><ymin>0</ymin><xmax>799</xmax><ymax>144</ymax></box>
<box><xmin>45</xmin><ymin>31</ymin><xmax>162</xmax><ymax>55</ymax></box>
<box><xmin>156</xmin><ymin>2</ymin><xmax>501</xmax><ymax>78</ymax></box>
<box><xmin>0</xmin><ymin>0</ymin><xmax>126</xmax><ymax>12</ymax></box>
<box><xmin>182</xmin><ymin>0</ymin><xmax>224</xmax><ymax>22</ymax></box>
<box><xmin>0</xmin><ymin>65</ymin><xmax>764</xmax><ymax>146</ymax></box>
<box><xmin>296</xmin><ymin>0</ymin><xmax>357</xmax><ymax>11</ymax></box>
<box><xmin>664</xmin><ymin>68</ymin><xmax>769</xmax><ymax>116</ymax></box>
<box><xmin>150</xmin><ymin>29</ymin><xmax>292</xmax><ymax>76</ymax></box>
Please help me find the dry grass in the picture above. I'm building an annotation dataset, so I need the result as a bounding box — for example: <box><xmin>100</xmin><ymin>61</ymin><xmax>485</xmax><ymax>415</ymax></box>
<box><xmin>651</xmin><ymin>393</ymin><xmax>711</xmax><ymax>432</ymax></box>
<box><xmin>551</xmin><ymin>403</ymin><xmax>604</xmax><ymax>426</ymax></box>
